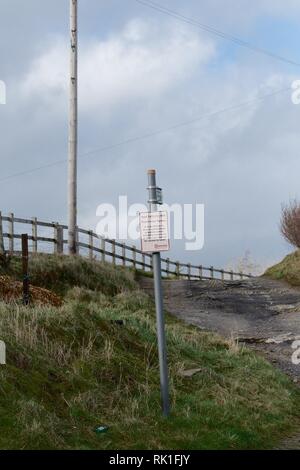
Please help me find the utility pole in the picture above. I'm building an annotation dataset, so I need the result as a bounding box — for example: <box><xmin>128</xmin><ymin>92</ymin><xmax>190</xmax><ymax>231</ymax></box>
<box><xmin>68</xmin><ymin>0</ymin><xmax>78</xmax><ymax>254</ymax></box>
<box><xmin>147</xmin><ymin>169</ymin><xmax>170</xmax><ymax>417</ymax></box>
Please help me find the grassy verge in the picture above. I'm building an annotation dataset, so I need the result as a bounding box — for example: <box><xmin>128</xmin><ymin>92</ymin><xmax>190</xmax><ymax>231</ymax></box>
<box><xmin>264</xmin><ymin>250</ymin><xmax>300</xmax><ymax>286</ymax></box>
<box><xmin>0</xmin><ymin>254</ymin><xmax>299</xmax><ymax>450</ymax></box>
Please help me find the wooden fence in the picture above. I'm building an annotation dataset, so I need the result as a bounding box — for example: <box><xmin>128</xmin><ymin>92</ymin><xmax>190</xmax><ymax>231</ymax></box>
<box><xmin>0</xmin><ymin>212</ymin><xmax>253</xmax><ymax>281</ymax></box>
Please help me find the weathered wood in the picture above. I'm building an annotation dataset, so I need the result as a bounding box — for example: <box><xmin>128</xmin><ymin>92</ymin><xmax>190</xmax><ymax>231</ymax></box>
<box><xmin>32</xmin><ymin>217</ymin><xmax>38</xmax><ymax>253</ymax></box>
<box><xmin>0</xmin><ymin>213</ymin><xmax>253</xmax><ymax>279</ymax></box>
<box><xmin>8</xmin><ymin>213</ymin><xmax>14</xmax><ymax>254</ymax></box>
<box><xmin>77</xmin><ymin>242</ymin><xmax>152</xmax><ymax>268</ymax></box>
<box><xmin>3</xmin><ymin>233</ymin><xmax>53</xmax><ymax>243</ymax></box>
<box><xmin>0</xmin><ymin>212</ymin><xmax>4</xmax><ymax>254</ymax></box>
<box><xmin>199</xmin><ymin>265</ymin><xmax>203</xmax><ymax>279</ymax></box>
<box><xmin>53</xmin><ymin>223</ymin><xmax>58</xmax><ymax>254</ymax></box>
<box><xmin>77</xmin><ymin>227</ymin><xmax>92</xmax><ymax>236</ymax></box>
<box><xmin>142</xmin><ymin>253</ymin><xmax>146</xmax><ymax>271</ymax></box>
<box><xmin>54</xmin><ymin>224</ymin><xmax>64</xmax><ymax>254</ymax></box>
<box><xmin>111</xmin><ymin>240</ymin><xmax>116</xmax><ymax>265</ymax></box>
<box><xmin>132</xmin><ymin>245</ymin><xmax>137</xmax><ymax>269</ymax></box>
<box><xmin>35</xmin><ymin>236</ymin><xmax>54</xmax><ymax>243</ymax></box>
<box><xmin>101</xmin><ymin>238</ymin><xmax>105</xmax><ymax>262</ymax></box>
<box><xmin>166</xmin><ymin>258</ymin><xmax>170</xmax><ymax>274</ymax></box>
<box><xmin>75</xmin><ymin>225</ymin><xmax>79</xmax><ymax>255</ymax></box>
<box><xmin>122</xmin><ymin>243</ymin><xmax>126</xmax><ymax>267</ymax></box>
<box><xmin>89</xmin><ymin>231</ymin><xmax>93</xmax><ymax>261</ymax></box>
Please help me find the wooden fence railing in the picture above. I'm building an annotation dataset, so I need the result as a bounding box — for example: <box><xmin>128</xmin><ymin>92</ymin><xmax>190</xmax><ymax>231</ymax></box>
<box><xmin>0</xmin><ymin>212</ymin><xmax>253</xmax><ymax>281</ymax></box>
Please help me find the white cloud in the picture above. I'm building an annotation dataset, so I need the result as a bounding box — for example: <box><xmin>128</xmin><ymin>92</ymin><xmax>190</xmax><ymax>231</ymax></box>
<box><xmin>2</xmin><ymin>4</ymin><xmax>300</xmax><ymax>270</ymax></box>
<box><xmin>21</xmin><ymin>37</ymin><xmax>68</xmax><ymax>105</ymax></box>
<box><xmin>20</xmin><ymin>19</ymin><xmax>215</xmax><ymax>114</ymax></box>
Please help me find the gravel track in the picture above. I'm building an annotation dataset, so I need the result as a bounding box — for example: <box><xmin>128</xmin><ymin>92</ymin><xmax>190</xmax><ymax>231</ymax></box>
<box><xmin>140</xmin><ymin>276</ymin><xmax>300</xmax><ymax>448</ymax></box>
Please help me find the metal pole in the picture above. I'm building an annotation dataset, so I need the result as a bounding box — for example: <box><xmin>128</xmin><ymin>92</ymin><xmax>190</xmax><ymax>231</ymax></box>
<box><xmin>68</xmin><ymin>0</ymin><xmax>78</xmax><ymax>254</ymax></box>
<box><xmin>147</xmin><ymin>169</ymin><xmax>170</xmax><ymax>417</ymax></box>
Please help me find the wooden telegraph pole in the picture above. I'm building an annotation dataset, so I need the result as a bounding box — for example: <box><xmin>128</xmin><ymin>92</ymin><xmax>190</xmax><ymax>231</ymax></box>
<box><xmin>68</xmin><ymin>0</ymin><xmax>78</xmax><ymax>254</ymax></box>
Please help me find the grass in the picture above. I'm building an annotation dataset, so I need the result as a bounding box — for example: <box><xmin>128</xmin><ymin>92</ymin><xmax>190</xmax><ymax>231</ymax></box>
<box><xmin>264</xmin><ymin>249</ymin><xmax>300</xmax><ymax>286</ymax></box>
<box><xmin>0</xmin><ymin>254</ymin><xmax>299</xmax><ymax>450</ymax></box>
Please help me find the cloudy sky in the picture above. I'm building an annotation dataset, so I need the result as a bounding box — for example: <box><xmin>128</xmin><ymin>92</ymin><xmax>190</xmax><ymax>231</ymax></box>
<box><xmin>1</xmin><ymin>0</ymin><xmax>300</xmax><ymax>272</ymax></box>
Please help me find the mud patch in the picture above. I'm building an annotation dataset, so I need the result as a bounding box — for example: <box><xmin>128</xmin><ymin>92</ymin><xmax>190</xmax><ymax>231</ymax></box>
<box><xmin>0</xmin><ymin>275</ymin><xmax>63</xmax><ymax>307</ymax></box>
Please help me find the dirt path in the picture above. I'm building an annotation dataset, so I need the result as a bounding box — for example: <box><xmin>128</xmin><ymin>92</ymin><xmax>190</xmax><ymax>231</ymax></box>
<box><xmin>140</xmin><ymin>276</ymin><xmax>300</xmax><ymax>381</ymax></box>
<box><xmin>140</xmin><ymin>276</ymin><xmax>300</xmax><ymax>448</ymax></box>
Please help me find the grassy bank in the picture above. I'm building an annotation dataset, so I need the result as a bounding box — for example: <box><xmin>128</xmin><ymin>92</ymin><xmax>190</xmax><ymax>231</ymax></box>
<box><xmin>264</xmin><ymin>250</ymin><xmax>300</xmax><ymax>286</ymax></box>
<box><xmin>0</xmin><ymin>254</ymin><xmax>299</xmax><ymax>450</ymax></box>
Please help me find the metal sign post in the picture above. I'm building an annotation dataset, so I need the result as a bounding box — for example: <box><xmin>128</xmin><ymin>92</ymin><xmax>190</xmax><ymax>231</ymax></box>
<box><xmin>146</xmin><ymin>169</ymin><xmax>170</xmax><ymax>417</ymax></box>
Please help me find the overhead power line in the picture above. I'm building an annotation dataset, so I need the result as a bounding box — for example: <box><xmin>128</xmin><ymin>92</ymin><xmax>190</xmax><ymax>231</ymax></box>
<box><xmin>134</xmin><ymin>0</ymin><xmax>300</xmax><ymax>68</ymax></box>
<box><xmin>0</xmin><ymin>86</ymin><xmax>290</xmax><ymax>183</ymax></box>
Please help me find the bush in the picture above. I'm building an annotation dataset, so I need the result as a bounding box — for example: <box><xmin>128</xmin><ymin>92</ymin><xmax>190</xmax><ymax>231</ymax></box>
<box><xmin>280</xmin><ymin>199</ymin><xmax>300</xmax><ymax>248</ymax></box>
<box><xmin>0</xmin><ymin>253</ymin><xmax>11</xmax><ymax>269</ymax></box>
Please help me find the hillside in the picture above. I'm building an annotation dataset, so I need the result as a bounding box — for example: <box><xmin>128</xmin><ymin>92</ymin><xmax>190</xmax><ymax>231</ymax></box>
<box><xmin>265</xmin><ymin>250</ymin><xmax>300</xmax><ymax>287</ymax></box>
<box><xmin>0</xmin><ymin>254</ymin><xmax>299</xmax><ymax>450</ymax></box>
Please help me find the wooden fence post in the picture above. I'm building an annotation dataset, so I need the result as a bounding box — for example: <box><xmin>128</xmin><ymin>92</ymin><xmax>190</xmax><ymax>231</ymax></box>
<box><xmin>101</xmin><ymin>238</ymin><xmax>105</xmax><ymax>262</ymax></box>
<box><xmin>198</xmin><ymin>265</ymin><xmax>202</xmax><ymax>280</ymax></box>
<box><xmin>53</xmin><ymin>224</ymin><xmax>57</xmax><ymax>254</ymax></box>
<box><xmin>122</xmin><ymin>243</ymin><xmax>126</xmax><ymax>267</ymax></box>
<box><xmin>53</xmin><ymin>223</ymin><xmax>58</xmax><ymax>254</ymax></box>
<box><xmin>187</xmin><ymin>263</ymin><xmax>191</xmax><ymax>280</ymax></box>
<box><xmin>142</xmin><ymin>253</ymin><xmax>146</xmax><ymax>271</ymax></box>
<box><xmin>8</xmin><ymin>212</ymin><xmax>14</xmax><ymax>254</ymax></box>
<box><xmin>166</xmin><ymin>258</ymin><xmax>170</xmax><ymax>275</ymax></box>
<box><xmin>75</xmin><ymin>226</ymin><xmax>79</xmax><ymax>255</ymax></box>
<box><xmin>22</xmin><ymin>234</ymin><xmax>30</xmax><ymax>306</ymax></box>
<box><xmin>111</xmin><ymin>241</ymin><xmax>116</xmax><ymax>265</ymax></box>
<box><xmin>132</xmin><ymin>245</ymin><xmax>137</xmax><ymax>269</ymax></box>
<box><xmin>0</xmin><ymin>213</ymin><xmax>251</xmax><ymax>280</ymax></box>
<box><xmin>89</xmin><ymin>231</ymin><xmax>93</xmax><ymax>261</ymax></box>
<box><xmin>32</xmin><ymin>217</ymin><xmax>38</xmax><ymax>253</ymax></box>
<box><xmin>55</xmin><ymin>225</ymin><xmax>64</xmax><ymax>254</ymax></box>
<box><xmin>0</xmin><ymin>212</ymin><xmax>4</xmax><ymax>254</ymax></box>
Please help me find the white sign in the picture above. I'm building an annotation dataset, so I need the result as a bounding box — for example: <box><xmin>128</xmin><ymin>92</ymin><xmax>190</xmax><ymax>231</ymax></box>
<box><xmin>139</xmin><ymin>211</ymin><xmax>170</xmax><ymax>253</ymax></box>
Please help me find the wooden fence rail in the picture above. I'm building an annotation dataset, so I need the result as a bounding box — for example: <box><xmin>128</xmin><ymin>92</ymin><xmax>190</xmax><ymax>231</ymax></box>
<box><xmin>0</xmin><ymin>212</ymin><xmax>253</xmax><ymax>281</ymax></box>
